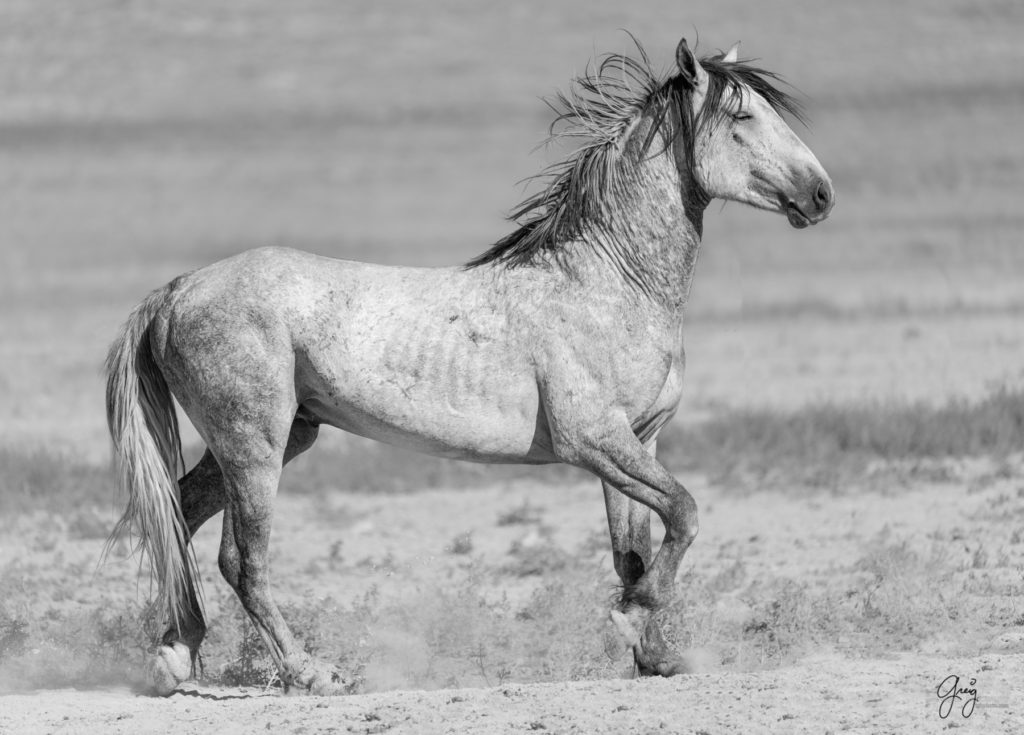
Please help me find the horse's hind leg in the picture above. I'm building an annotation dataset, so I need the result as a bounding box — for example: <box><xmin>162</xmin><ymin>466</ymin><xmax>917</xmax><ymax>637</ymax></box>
<box><xmin>152</xmin><ymin>417</ymin><xmax>320</xmax><ymax>690</ymax></box>
<box><xmin>146</xmin><ymin>450</ymin><xmax>224</xmax><ymax>693</ymax></box>
<box><xmin>214</xmin><ymin>417</ymin><xmax>348</xmax><ymax>694</ymax></box>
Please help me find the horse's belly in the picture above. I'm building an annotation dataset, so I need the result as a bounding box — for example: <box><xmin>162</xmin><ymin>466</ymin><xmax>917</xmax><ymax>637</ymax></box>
<box><xmin>299</xmin><ymin>321</ymin><xmax>551</xmax><ymax>463</ymax></box>
<box><xmin>304</xmin><ymin>384</ymin><xmax>549</xmax><ymax>463</ymax></box>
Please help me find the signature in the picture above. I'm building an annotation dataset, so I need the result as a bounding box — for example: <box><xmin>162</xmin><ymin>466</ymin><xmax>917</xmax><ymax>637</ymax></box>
<box><xmin>936</xmin><ymin>674</ymin><xmax>977</xmax><ymax>719</ymax></box>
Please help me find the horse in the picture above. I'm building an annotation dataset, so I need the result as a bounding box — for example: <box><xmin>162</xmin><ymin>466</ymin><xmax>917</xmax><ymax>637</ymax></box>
<box><xmin>105</xmin><ymin>36</ymin><xmax>833</xmax><ymax>695</ymax></box>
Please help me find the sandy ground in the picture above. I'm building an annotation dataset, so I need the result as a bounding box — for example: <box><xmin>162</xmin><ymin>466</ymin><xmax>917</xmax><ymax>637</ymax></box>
<box><xmin>2</xmin><ymin>653</ymin><xmax>1022</xmax><ymax>735</ymax></box>
<box><xmin>3</xmin><ymin>459</ymin><xmax>1023</xmax><ymax>732</ymax></box>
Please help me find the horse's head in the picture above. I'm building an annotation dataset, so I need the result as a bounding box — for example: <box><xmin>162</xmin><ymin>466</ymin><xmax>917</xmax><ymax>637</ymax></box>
<box><xmin>675</xmin><ymin>39</ymin><xmax>834</xmax><ymax>228</ymax></box>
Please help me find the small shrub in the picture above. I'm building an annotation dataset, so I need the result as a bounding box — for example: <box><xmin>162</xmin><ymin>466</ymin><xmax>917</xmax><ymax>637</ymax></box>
<box><xmin>497</xmin><ymin>500</ymin><xmax>544</xmax><ymax>526</ymax></box>
<box><xmin>0</xmin><ymin>615</ymin><xmax>29</xmax><ymax>660</ymax></box>
<box><xmin>741</xmin><ymin>580</ymin><xmax>821</xmax><ymax>665</ymax></box>
<box><xmin>207</xmin><ymin>592</ymin><xmax>373</xmax><ymax>692</ymax></box>
<box><xmin>216</xmin><ymin>615</ymin><xmax>278</xmax><ymax>689</ymax></box>
<box><xmin>856</xmin><ymin>540</ymin><xmax>955</xmax><ymax>640</ymax></box>
<box><xmin>447</xmin><ymin>533</ymin><xmax>474</xmax><ymax>556</ymax></box>
<box><xmin>504</xmin><ymin>540</ymin><xmax>570</xmax><ymax>578</ymax></box>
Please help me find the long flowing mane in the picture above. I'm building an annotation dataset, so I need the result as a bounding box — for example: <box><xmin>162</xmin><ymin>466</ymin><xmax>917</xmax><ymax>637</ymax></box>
<box><xmin>466</xmin><ymin>39</ymin><xmax>804</xmax><ymax>268</ymax></box>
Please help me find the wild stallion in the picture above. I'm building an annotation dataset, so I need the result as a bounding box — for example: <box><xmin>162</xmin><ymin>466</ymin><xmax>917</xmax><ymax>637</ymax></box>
<box><xmin>106</xmin><ymin>37</ymin><xmax>833</xmax><ymax>695</ymax></box>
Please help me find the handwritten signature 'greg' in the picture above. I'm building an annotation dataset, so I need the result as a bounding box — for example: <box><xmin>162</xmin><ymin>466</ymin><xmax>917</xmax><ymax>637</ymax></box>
<box><xmin>936</xmin><ymin>674</ymin><xmax>977</xmax><ymax>719</ymax></box>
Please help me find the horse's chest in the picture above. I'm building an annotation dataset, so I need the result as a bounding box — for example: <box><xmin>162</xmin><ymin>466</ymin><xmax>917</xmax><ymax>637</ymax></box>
<box><xmin>612</xmin><ymin>340</ymin><xmax>685</xmax><ymax>439</ymax></box>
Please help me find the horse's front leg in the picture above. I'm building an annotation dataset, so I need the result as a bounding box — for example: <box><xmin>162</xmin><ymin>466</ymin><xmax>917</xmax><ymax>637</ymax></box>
<box><xmin>571</xmin><ymin>426</ymin><xmax>696</xmax><ymax>676</ymax></box>
<box><xmin>601</xmin><ymin>440</ymin><xmax>687</xmax><ymax>676</ymax></box>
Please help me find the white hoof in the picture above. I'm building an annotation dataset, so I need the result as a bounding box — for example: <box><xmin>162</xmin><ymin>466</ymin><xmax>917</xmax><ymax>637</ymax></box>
<box><xmin>146</xmin><ymin>642</ymin><xmax>191</xmax><ymax>696</ymax></box>
<box><xmin>609</xmin><ymin>609</ymin><xmax>641</xmax><ymax>648</ymax></box>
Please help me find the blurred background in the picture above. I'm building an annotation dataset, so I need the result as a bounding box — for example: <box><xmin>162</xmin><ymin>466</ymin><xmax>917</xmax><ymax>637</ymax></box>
<box><xmin>0</xmin><ymin>0</ymin><xmax>1022</xmax><ymax>454</ymax></box>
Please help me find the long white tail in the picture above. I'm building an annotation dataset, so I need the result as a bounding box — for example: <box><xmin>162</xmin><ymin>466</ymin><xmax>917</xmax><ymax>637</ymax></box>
<box><xmin>104</xmin><ymin>283</ymin><xmax>198</xmax><ymax>634</ymax></box>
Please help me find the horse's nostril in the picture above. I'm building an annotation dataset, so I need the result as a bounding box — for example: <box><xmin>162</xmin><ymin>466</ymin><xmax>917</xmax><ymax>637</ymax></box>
<box><xmin>814</xmin><ymin>179</ymin><xmax>831</xmax><ymax>210</ymax></box>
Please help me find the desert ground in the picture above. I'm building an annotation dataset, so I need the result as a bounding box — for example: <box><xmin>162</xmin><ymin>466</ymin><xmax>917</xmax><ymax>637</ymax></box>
<box><xmin>1</xmin><ymin>0</ymin><xmax>1023</xmax><ymax>733</ymax></box>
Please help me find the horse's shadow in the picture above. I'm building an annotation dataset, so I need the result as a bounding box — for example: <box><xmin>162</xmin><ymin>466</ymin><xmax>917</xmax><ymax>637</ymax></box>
<box><xmin>165</xmin><ymin>684</ymin><xmax>276</xmax><ymax>701</ymax></box>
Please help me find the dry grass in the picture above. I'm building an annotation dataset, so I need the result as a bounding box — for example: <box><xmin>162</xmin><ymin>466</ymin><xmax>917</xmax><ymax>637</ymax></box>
<box><xmin>658</xmin><ymin>385</ymin><xmax>1024</xmax><ymax>491</ymax></box>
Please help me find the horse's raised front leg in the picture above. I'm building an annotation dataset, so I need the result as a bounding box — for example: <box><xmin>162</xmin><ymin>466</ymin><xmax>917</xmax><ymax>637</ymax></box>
<box><xmin>578</xmin><ymin>428</ymin><xmax>696</xmax><ymax>676</ymax></box>
<box><xmin>149</xmin><ymin>418</ymin><xmax>321</xmax><ymax>695</ymax></box>
<box><xmin>601</xmin><ymin>440</ymin><xmax>687</xmax><ymax>676</ymax></box>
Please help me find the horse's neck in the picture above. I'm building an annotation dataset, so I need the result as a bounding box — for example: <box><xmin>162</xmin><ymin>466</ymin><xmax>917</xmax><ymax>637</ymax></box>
<box><xmin>562</xmin><ymin>141</ymin><xmax>704</xmax><ymax>316</ymax></box>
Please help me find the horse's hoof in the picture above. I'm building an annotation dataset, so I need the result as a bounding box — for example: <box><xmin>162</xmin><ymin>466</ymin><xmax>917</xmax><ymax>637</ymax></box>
<box><xmin>636</xmin><ymin>657</ymin><xmax>685</xmax><ymax>677</ymax></box>
<box><xmin>636</xmin><ymin>647</ymin><xmax>711</xmax><ymax>677</ymax></box>
<box><xmin>291</xmin><ymin>662</ymin><xmax>356</xmax><ymax>696</ymax></box>
<box><xmin>609</xmin><ymin>609</ymin><xmax>642</xmax><ymax>648</ymax></box>
<box><xmin>146</xmin><ymin>642</ymin><xmax>191</xmax><ymax>696</ymax></box>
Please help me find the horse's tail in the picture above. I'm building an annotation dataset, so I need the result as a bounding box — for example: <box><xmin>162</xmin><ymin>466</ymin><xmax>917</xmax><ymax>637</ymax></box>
<box><xmin>104</xmin><ymin>282</ymin><xmax>198</xmax><ymax>634</ymax></box>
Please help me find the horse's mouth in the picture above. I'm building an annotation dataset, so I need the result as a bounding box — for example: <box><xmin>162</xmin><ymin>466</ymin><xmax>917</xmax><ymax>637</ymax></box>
<box><xmin>785</xmin><ymin>202</ymin><xmax>811</xmax><ymax>229</ymax></box>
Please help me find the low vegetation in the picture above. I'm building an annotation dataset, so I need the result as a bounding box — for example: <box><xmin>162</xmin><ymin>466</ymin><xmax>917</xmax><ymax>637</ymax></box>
<box><xmin>660</xmin><ymin>384</ymin><xmax>1024</xmax><ymax>490</ymax></box>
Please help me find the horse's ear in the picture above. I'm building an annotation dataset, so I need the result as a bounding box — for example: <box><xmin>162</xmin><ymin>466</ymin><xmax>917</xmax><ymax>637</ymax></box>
<box><xmin>675</xmin><ymin>38</ymin><xmax>707</xmax><ymax>91</ymax></box>
<box><xmin>723</xmin><ymin>42</ymin><xmax>740</xmax><ymax>63</ymax></box>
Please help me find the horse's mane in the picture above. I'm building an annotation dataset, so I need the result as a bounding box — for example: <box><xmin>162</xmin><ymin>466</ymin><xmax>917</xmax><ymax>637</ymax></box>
<box><xmin>466</xmin><ymin>38</ymin><xmax>805</xmax><ymax>268</ymax></box>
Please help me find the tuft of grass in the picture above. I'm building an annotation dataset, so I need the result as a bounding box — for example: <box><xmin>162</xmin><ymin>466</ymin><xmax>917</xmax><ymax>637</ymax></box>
<box><xmin>0</xmin><ymin>614</ymin><xmax>29</xmax><ymax>660</ymax></box>
<box><xmin>211</xmin><ymin>612</ymin><xmax>278</xmax><ymax>689</ymax></box>
<box><xmin>446</xmin><ymin>532</ymin><xmax>474</xmax><ymax>556</ymax></box>
<box><xmin>855</xmin><ymin>539</ymin><xmax>959</xmax><ymax>640</ymax></box>
<box><xmin>504</xmin><ymin>538</ymin><xmax>571</xmax><ymax>578</ymax></box>
<box><xmin>497</xmin><ymin>499</ymin><xmax>545</xmax><ymax>526</ymax></box>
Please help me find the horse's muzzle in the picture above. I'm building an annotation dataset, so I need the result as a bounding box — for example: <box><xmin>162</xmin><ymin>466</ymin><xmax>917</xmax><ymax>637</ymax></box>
<box><xmin>783</xmin><ymin>176</ymin><xmax>834</xmax><ymax>228</ymax></box>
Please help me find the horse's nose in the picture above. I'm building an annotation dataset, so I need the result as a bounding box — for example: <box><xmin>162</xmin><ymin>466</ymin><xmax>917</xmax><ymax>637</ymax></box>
<box><xmin>812</xmin><ymin>178</ymin><xmax>833</xmax><ymax>214</ymax></box>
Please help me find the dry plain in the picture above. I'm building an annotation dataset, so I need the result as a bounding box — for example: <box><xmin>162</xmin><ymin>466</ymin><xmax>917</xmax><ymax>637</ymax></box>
<box><xmin>1</xmin><ymin>1</ymin><xmax>1023</xmax><ymax>733</ymax></box>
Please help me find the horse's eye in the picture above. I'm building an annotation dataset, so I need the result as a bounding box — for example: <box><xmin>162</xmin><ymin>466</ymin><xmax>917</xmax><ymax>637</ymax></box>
<box><xmin>731</xmin><ymin>111</ymin><xmax>753</xmax><ymax>122</ymax></box>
